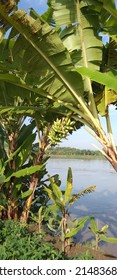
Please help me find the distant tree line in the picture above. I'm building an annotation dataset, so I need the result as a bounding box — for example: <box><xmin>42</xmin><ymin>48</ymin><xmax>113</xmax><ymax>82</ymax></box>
<box><xmin>46</xmin><ymin>147</ymin><xmax>102</xmax><ymax>157</ymax></box>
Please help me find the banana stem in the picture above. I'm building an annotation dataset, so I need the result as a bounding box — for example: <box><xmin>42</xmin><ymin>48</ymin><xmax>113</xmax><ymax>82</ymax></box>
<box><xmin>106</xmin><ymin>108</ymin><xmax>117</xmax><ymax>153</ymax></box>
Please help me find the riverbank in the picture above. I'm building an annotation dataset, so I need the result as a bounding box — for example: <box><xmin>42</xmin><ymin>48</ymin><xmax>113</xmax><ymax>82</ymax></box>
<box><xmin>47</xmin><ymin>154</ymin><xmax>104</xmax><ymax>159</ymax></box>
<box><xmin>46</xmin><ymin>147</ymin><xmax>104</xmax><ymax>159</ymax></box>
<box><xmin>29</xmin><ymin>224</ymin><xmax>117</xmax><ymax>260</ymax></box>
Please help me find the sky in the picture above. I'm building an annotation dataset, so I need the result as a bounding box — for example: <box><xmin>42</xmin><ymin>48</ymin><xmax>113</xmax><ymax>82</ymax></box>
<box><xmin>18</xmin><ymin>0</ymin><xmax>117</xmax><ymax>150</ymax></box>
<box><xmin>61</xmin><ymin>107</ymin><xmax>117</xmax><ymax>150</ymax></box>
<box><xmin>18</xmin><ymin>0</ymin><xmax>48</xmax><ymax>13</ymax></box>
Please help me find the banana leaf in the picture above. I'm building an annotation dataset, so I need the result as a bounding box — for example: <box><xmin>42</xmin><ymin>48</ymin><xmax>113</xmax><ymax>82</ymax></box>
<box><xmin>77</xmin><ymin>67</ymin><xmax>117</xmax><ymax>92</ymax></box>
<box><xmin>65</xmin><ymin>216</ymin><xmax>88</xmax><ymax>238</ymax></box>
<box><xmin>95</xmin><ymin>88</ymin><xmax>117</xmax><ymax>116</ymax></box>
<box><xmin>90</xmin><ymin>216</ymin><xmax>99</xmax><ymax>234</ymax></box>
<box><xmin>68</xmin><ymin>186</ymin><xmax>96</xmax><ymax>206</ymax></box>
<box><xmin>50</xmin><ymin>0</ymin><xmax>102</xmax><ymax>72</ymax></box>
<box><xmin>64</xmin><ymin>167</ymin><xmax>73</xmax><ymax>203</ymax></box>
<box><xmin>19</xmin><ymin>189</ymin><xmax>33</xmax><ymax>199</ymax></box>
<box><xmin>44</xmin><ymin>186</ymin><xmax>64</xmax><ymax>211</ymax></box>
<box><xmin>49</xmin><ymin>176</ymin><xmax>63</xmax><ymax>201</ymax></box>
<box><xmin>101</xmin><ymin>235</ymin><xmax>117</xmax><ymax>244</ymax></box>
<box><xmin>0</xmin><ymin>1</ymin><xmax>117</xmax><ymax>142</ymax></box>
<box><xmin>4</xmin><ymin>164</ymin><xmax>43</xmax><ymax>183</ymax></box>
<box><xmin>85</xmin><ymin>0</ymin><xmax>117</xmax><ymax>41</ymax></box>
<box><xmin>0</xmin><ymin>3</ymin><xmax>84</xmax><ymax>107</ymax></box>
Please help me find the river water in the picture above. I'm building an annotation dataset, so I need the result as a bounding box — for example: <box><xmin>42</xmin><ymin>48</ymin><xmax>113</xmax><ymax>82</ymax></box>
<box><xmin>47</xmin><ymin>158</ymin><xmax>117</xmax><ymax>257</ymax></box>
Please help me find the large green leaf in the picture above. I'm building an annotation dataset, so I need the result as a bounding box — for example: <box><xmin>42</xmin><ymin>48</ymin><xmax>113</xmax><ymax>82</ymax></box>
<box><xmin>0</xmin><ymin>3</ymin><xmax>84</xmax><ymax>107</ymax></box>
<box><xmin>4</xmin><ymin>165</ymin><xmax>43</xmax><ymax>183</ymax></box>
<box><xmin>0</xmin><ymin>1</ymin><xmax>106</xmax><ymax>133</ymax></box>
<box><xmin>0</xmin><ymin>0</ymin><xmax>117</xmax><ymax>163</ymax></box>
<box><xmin>3</xmin><ymin>125</ymin><xmax>35</xmax><ymax>167</ymax></box>
<box><xmin>0</xmin><ymin>105</ymin><xmax>45</xmax><ymax>116</ymax></box>
<box><xmin>44</xmin><ymin>186</ymin><xmax>57</xmax><ymax>205</ymax></box>
<box><xmin>50</xmin><ymin>0</ymin><xmax>102</xmax><ymax>72</ymax></box>
<box><xmin>101</xmin><ymin>235</ymin><xmax>117</xmax><ymax>244</ymax></box>
<box><xmin>77</xmin><ymin>67</ymin><xmax>117</xmax><ymax>92</ymax></box>
<box><xmin>49</xmin><ymin>176</ymin><xmax>63</xmax><ymax>201</ymax></box>
<box><xmin>16</xmin><ymin>133</ymin><xmax>36</xmax><ymax>168</ymax></box>
<box><xmin>16</xmin><ymin>122</ymin><xmax>35</xmax><ymax>147</ymax></box>
<box><xmin>90</xmin><ymin>216</ymin><xmax>99</xmax><ymax>234</ymax></box>
<box><xmin>44</xmin><ymin>186</ymin><xmax>64</xmax><ymax>210</ymax></box>
<box><xmin>50</xmin><ymin>0</ymin><xmax>77</xmax><ymax>26</ymax></box>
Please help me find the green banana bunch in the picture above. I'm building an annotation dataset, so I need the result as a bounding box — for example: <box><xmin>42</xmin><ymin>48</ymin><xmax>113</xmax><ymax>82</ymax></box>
<box><xmin>48</xmin><ymin>117</ymin><xmax>75</xmax><ymax>145</ymax></box>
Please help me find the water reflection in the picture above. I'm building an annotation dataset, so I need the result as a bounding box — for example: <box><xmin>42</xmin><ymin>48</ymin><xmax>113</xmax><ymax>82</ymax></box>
<box><xmin>47</xmin><ymin>158</ymin><xmax>117</xmax><ymax>256</ymax></box>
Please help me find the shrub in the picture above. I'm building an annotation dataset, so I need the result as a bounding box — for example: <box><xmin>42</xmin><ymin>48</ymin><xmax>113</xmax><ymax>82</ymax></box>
<box><xmin>0</xmin><ymin>220</ymin><xmax>63</xmax><ymax>260</ymax></box>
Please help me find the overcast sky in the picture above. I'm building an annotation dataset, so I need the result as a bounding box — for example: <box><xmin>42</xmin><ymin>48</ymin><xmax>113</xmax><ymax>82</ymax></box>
<box><xmin>18</xmin><ymin>0</ymin><xmax>117</xmax><ymax>149</ymax></box>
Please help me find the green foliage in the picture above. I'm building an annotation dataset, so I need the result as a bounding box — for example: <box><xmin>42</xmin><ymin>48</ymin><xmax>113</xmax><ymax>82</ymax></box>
<box><xmin>51</xmin><ymin>0</ymin><xmax>102</xmax><ymax>71</ymax></box>
<box><xmin>46</xmin><ymin>167</ymin><xmax>96</xmax><ymax>209</ymax></box>
<box><xmin>0</xmin><ymin>2</ymin><xmax>83</xmax><ymax>107</ymax></box>
<box><xmin>45</xmin><ymin>167</ymin><xmax>95</xmax><ymax>253</ymax></box>
<box><xmin>2</xmin><ymin>165</ymin><xmax>44</xmax><ymax>184</ymax></box>
<box><xmin>46</xmin><ymin>147</ymin><xmax>101</xmax><ymax>157</ymax></box>
<box><xmin>0</xmin><ymin>220</ymin><xmax>64</xmax><ymax>260</ymax></box>
<box><xmin>89</xmin><ymin>217</ymin><xmax>117</xmax><ymax>250</ymax></box>
<box><xmin>0</xmin><ymin>117</ymin><xmax>47</xmax><ymax>219</ymax></box>
<box><xmin>77</xmin><ymin>67</ymin><xmax>117</xmax><ymax>97</ymax></box>
<box><xmin>0</xmin><ymin>0</ymin><xmax>117</xmax><ymax>172</ymax></box>
<box><xmin>0</xmin><ymin>0</ymin><xmax>117</xmax><ymax>173</ymax></box>
<box><xmin>65</xmin><ymin>167</ymin><xmax>72</xmax><ymax>203</ymax></box>
<box><xmin>0</xmin><ymin>0</ymin><xmax>117</xmax><ymax>240</ymax></box>
<box><xmin>0</xmin><ymin>56</ymin><xmax>75</xmax><ymax>221</ymax></box>
<box><xmin>30</xmin><ymin>206</ymin><xmax>46</xmax><ymax>234</ymax></box>
<box><xmin>72</xmin><ymin>250</ymin><xmax>94</xmax><ymax>260</ymax></box>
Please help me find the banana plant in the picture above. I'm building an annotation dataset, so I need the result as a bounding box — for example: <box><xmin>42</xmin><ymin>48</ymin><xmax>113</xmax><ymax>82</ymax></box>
<box><xmin>49</xmin><ymin>0</ymin><xmax>117</xmax><ymax>170</ymax></box>
<box><xmin>0</xmin><ymin>115</ymin><xmax>44</xmax><ymax>220</ymax></box>
<box><xmin>30</xmin><ymin>206</ymin><xmax>45</xmax><ymax>234</ymax></box>
<box><xmin>45</xmin><ymin>167</ymin><xmax>95</xmax><ymax>254</ymax></box>
<box><xmin>89</xmin><ymin>217</ymin><xmax>117</xmax><ymax>251</ymax></box>
<box><xmin>0</xmin><ymin>50</ymin><xmax>79</xmax><ymax>223</ymax></box>
<box><xmin>20</xmin><ymin>112</ymin><xmax>79</xmax><ymax>223</ymax></box>
<box><xmin>0</xmin><ymin>1</ymin><xmax>117</xmax><ymax>171</ymax></box>
<box><xmin>0</xmin><ymin>88</ymin><xmax>50</xmax><ymax>221</ymax></box>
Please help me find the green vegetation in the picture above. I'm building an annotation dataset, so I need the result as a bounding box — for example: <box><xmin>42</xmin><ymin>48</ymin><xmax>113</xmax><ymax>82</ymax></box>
<box><xmin>0</xmin><ymin>220</ymin><xmax>64</xmax><ymax>260</ymax></box>
<box><xmin>89</xmin><ymin>217</ymin><xmax>117</xmax><ymax>251</ymax></box>
<box><xmin>45</xmin><ymin>167</ymin><xmax>95</xmax><ymax>254</ymax></box>
<box><xmin>73</xmin><ymin>250</ymin><xmax>94</xmax><ymax>260</ymax></box>
<box><xmin>46</xmin><ymin>147</ymin><xmax>104</xmax><ymax>159</ymax></box>
<box><xmin>0</xmin><ymin>0</ymin><xmax>117</xmax><ymax>169</ymax></box>
<box><xmin>0</xmin><ymin>220</ymin><xmax>95</xmax><ymax>260</ymax></box>
<box><xmin>0</xmin><ymin>0</ymin><xmax>117</xmax><ymax>259</ymax></box>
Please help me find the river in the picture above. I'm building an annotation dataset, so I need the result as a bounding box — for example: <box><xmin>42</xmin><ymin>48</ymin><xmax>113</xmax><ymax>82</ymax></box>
<box><xmin>47</xmin><ymin>158</ymin><xmax>117</xmax><ymax>257</ymax></box>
